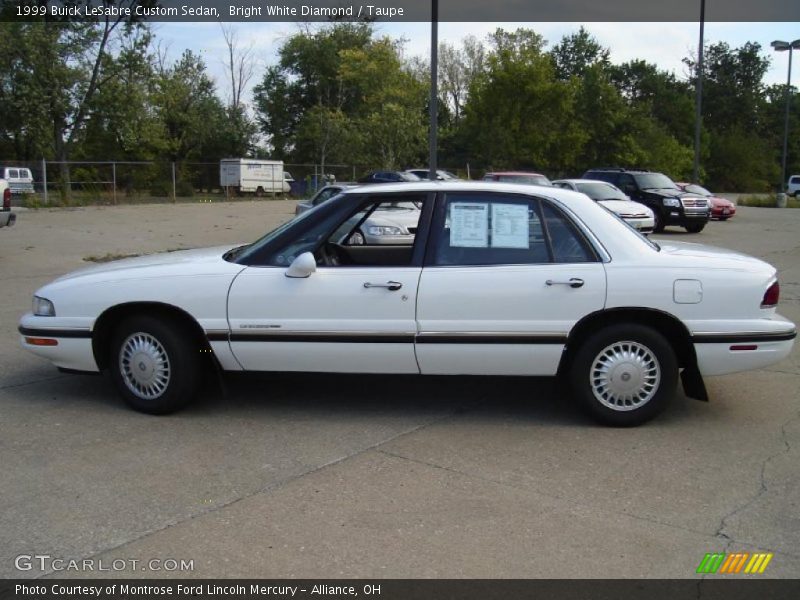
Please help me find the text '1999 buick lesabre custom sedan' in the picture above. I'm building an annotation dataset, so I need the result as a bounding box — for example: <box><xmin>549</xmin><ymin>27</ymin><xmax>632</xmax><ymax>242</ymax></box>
<box><xmin>19</xmin><ymin>182</ymin><xmax>796</xmax><ymax>425</ymax></box>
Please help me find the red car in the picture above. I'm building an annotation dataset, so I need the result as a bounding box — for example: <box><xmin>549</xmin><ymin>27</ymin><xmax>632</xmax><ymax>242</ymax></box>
<box><xmin>676</xmin><ymin>183</ymin><xmax>736</xmax><ymax>221</ymax></box>
<box><xmin>482</xmin><ymin>171</ymin><xmax>552</xmax><ymax>187</ymax></box>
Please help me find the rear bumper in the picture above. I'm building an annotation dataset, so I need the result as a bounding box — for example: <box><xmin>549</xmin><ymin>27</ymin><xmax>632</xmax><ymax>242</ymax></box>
<box><xmin>693</xmin><ymin>329</ymin><xmax>796</xmax><ymax>376</ymax></box>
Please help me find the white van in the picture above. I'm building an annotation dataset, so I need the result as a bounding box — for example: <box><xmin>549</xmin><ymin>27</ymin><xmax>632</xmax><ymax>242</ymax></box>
<box><xmin>1</xmin><ymin>166</ymin><xmax>35</xmax><ymax>195</ymax></box>
<box><xmin>220</xmin><ymin>159</ymin><xmax>290</xmax><ymax>196</ymax></box>
<box><xmin>788</xmin><ymin>175</ymin><xmax>800</xmax><ymax>197</ymax></box>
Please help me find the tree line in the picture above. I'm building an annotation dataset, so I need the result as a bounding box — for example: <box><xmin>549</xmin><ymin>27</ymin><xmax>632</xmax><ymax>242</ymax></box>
<box><xmin>1</xmin><ymin>18</ymin><xmax>798</xmax><ymax>193</ymax></box>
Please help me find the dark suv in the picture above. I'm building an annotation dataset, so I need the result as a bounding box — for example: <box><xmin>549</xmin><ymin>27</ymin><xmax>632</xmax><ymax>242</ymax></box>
<box><xmin>581</xmin><ymin>168</ymin><xmax>709</xmax><ymax>233</ymax></box>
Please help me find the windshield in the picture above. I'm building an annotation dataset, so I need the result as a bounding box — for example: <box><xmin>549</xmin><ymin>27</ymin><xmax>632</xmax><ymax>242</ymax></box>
<box><xmin>230</xmin><ymin>206</ymin><xmax>321</xmax><ymax>263</ymax></box>
<box><xmin>497</xmin><ymin>174</ymin><xmax>552</xmax><ymax>186</ymax></box>
<box><xmin>634</xmin><ymin>173</ymin><xmax>678</xmax><ymax>190</ymax></box>
<box><xmin>576</xmin><ymin>182</ymin><xmax>627</xmax><ymax>201</ymax></box>
<box><xmin>682</xmin><ymin>184</ymin><xmax>711</xmax><ymax>196</ymax></box>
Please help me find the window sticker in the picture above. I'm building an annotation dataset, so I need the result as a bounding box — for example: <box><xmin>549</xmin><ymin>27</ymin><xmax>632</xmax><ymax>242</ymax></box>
<box><xmin>450</xmin><ymin>202</ymin><xmax>489</xmax><ymax>247</ymax></box>
<box><xmin>491</xmin><ymin>203</ymin><xmax>530</xmax><ymax>248</ymax></box>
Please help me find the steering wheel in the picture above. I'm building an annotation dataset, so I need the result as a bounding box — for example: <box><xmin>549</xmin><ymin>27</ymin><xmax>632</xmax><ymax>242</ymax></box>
<box><xmin>319</xmin><ymin>242</ymin><xmax>342</xmax><ymax>266</ymax></box>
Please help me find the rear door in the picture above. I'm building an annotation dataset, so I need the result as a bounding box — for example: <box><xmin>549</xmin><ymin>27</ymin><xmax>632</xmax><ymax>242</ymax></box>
<box><xmin>415</xmin><ymin>191</ymin><xmax>606</xmax><ymax>376</ymax></box>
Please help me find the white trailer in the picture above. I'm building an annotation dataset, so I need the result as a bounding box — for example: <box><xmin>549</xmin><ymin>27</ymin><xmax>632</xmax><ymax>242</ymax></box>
<box><xmin>220</xmin><ymin>158</ymin><xmax>290</xmax><ymax>196</ymax></box>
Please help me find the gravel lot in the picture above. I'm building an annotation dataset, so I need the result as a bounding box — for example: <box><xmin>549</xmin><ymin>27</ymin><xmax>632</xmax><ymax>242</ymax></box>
<box><xmin>0</xmin><ymin>200</ymin><xmax>798</xmax><ymax>579</ymax></box>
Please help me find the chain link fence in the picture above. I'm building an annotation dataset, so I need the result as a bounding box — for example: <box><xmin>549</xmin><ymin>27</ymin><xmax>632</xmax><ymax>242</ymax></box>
<box><xmin>0</xmin><ymin>159</ymin><xmax>474</xmax><ymax>206</ymax></box>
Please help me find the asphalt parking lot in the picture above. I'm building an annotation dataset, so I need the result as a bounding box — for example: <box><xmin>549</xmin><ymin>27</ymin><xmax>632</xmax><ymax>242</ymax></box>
<box><xmin>0</xmin><ymin>200</ymin><xmax>798</xmax><ymax>579</ymax></box>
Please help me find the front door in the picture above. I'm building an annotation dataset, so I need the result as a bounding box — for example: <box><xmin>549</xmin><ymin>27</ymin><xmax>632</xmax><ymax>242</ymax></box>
<box><xmin>227</xmin><ymin>194</ymin><xmax>429</xmax><ymax>373</ymax></box>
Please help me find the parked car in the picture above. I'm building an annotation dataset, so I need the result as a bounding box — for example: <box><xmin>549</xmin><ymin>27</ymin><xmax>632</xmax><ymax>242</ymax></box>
<box><xmin>405</xmin><ymin>168</ymin><xmax>459</xmax><ymax>181</ymax></box>
<box><xmin>295</xmin><ymin>184</ymin><xmax>355</xmax><ymax>216</ymax></box>
<box><xmin>482</xmin><ymin>171</ymin><xmax>552</xmax><ymax>186</ymax></box>
<box><xmin>357</xmin><ymin>171</ymin><xmax>421</xmax><ymax>184</ymax></box>
<box><xmin>19</xmin><ymin>182</ymin><xmax>795</xmax><ymax>426</ymax></box>
<box><xmin>787</xmin><ymin>175</ymin><xmax>800</xmax><ymax>197</ymax></box>
<box><xmin>675</xmin><ymin>183</ymin><xmax>736</xmax><ymax>221</ymax></box>
<box><xmin>582</xmin><ymin>168</ymin><xmax>709</xmax><ymax>233</ymax></box>
<box><xmin>0</xmin><ymin>166</ymin><xmax>35</xmax><ymax>196</ymax></box>
<box><xmin>295</xmin><ymin>184</ymin><xmax>417</xmax><ymax>245</ymax></box>
<box><xmin>553</xmin><ymin>179</ymin><xmax>655</xmax><ymax>233</ymax></box>
<box><xmin>1</xmin><ymin>179</ymin><xmax>16</xmax><ymax>228</ymax></box>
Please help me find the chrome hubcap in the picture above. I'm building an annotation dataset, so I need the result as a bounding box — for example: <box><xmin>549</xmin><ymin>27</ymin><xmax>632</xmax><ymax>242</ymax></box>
<box><xmin>119</xmin><ymin>332</ymin><xmax>171</xmax><ymax>400</ymax></box>
<box><xmin>590</xmin><ymin>341</ymin><xmax>660</xmax><ymax>411</ymax></box>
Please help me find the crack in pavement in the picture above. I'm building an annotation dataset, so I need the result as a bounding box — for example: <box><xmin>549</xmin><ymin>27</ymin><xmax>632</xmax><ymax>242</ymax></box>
<box><xmin>376</xmin><ymin>447</ymin><xmax>800</xmax><ymax>568</ymax></box>
<box><xmin>713</xmin><ymin>410</ymin><xmax>799</xmax><ymax>548</ymax></box>
<box><xmin>0</xmin><ymin>374</ymin><xmax>70</xmax><ymax>391</ymax></box>
<box><xmin>375</xmin><ymin>448</ymin><xmax>715</xmax><ymax>542</ymax></box>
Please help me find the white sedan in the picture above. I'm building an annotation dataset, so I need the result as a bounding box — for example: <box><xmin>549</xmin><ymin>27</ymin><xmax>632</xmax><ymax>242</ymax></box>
<box><xmin>19</xmin><ymin>182</ymin><xmax>796</xmax><ymax>425</ymax></box>
<box><xmin>553</xmin><ymin>178</ymin><xmax>656</xmax><ymax>233</ymax></box>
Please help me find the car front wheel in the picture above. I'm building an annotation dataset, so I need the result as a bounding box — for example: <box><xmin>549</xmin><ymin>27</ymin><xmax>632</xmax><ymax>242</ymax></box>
<box><xmin>109</xmin><ymin>316</ymin><xmax>200</xmax><ymax>414</ymax></box>
<box><xmin>684</xmin><ymin>222</ymin><xmax>705</xmax><ymax>233</ymax></box>
<box><xmin>570</xmin><ymin>324</ymin><xmax>677</xmax><ymax>426</ymax></box>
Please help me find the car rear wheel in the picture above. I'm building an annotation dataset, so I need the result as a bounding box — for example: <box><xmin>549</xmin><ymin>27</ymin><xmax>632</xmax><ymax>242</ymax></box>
<box><xmin>684</xmin><ymin>223</ymin><xmax>705</xmax><ymax>233</ymax></box>
<box><xmin>109</xmin><ymin>315</ymin><xmax>200</xmax><ymax>414</ymax></box>
<box><xmin>570</xmin><ymin>324</ymin><xmax>677</xmax><ymax>426</ymax></box>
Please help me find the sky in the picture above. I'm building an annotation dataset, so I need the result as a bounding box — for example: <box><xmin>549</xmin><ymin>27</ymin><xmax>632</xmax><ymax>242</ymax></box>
<box><xmin>152</xmin><ymin>21</ymin><xmax>800</xmax><ymax>105</ymax></box>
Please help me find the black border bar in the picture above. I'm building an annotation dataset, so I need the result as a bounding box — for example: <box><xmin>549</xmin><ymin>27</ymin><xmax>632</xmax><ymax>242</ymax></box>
<box><xmin>2</xmin><ymin>0</ymin><xmax>799</xmax><ymax>23</ymax></box>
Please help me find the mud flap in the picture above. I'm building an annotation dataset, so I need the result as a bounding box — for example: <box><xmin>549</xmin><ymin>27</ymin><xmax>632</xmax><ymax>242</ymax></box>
<box><xmin>681</xmin><ymin>366</ymin><xmax>708</xmax><ymax>401</ymax></box>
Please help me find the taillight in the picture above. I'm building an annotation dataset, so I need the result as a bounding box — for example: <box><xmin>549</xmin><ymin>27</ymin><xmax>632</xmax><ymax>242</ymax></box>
<box><xmin>2</xmin><ymin>188</ymin><xmax>9</xmax><ymax>210</ymax></box>
<box><xmin>761</xmin><ymin>281</ymin><xmax>780</xmax><ymax>308</ymax></box>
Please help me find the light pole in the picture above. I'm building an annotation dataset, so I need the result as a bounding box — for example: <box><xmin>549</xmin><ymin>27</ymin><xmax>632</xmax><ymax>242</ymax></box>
<box><xmin>693</xmin><ymin>0</ymin><xmax>705</xmax><ymax>184</ymax></box>
<box><xmin>771</xmin><ymin>39</ymin><xmax>800</xmax><ymax>195</ymax></box>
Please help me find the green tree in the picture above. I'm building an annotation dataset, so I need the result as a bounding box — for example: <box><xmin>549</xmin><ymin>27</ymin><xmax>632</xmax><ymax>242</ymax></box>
<box><xmin>459</xmin><ymin>28</ymin><xmax>583</xmax><ymax>173</ymax></box>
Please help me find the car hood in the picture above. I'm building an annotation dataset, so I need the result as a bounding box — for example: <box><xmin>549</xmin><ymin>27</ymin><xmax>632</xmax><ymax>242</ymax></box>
<box><xmin>598</xmin><ymin>199</ymin><xmax>653</xmax><ymax>216</ymax></box>
<box><xmin>642</xmin><ymin>188</ymin><xmax>691</xmax><ymax>199</ymax></box>
<box><xmin>366</xmin><ymin>208</ymin><xmax>420</xmax><ymax>229</ymax></box>
<box><xmin>53</xmin><ymin>244</ymin><xmax>242</xmax><ymax>283</ymax></box>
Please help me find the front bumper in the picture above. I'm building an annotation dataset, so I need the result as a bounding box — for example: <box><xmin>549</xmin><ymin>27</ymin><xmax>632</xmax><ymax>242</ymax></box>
<box><xmin>18</xmin><ymin>315</ymin><xmax>99</xmax><ymax>372</ymax></box>
<box><xmin>0</xmin><ymin>211</ymin><xmax>15</xmax><ymax>227</ymax></box>
<box><xmin>622</xmin><ymin>215</ymin><xmax>655</xmax><ymax>233</ymax></box>
<box><xmin>711</xmin><ymin>206</ymin><xmax>736</xmax><ymax>219</ymax></box>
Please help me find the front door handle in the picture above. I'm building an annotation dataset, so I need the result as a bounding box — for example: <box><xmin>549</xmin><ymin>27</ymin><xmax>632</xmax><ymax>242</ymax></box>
<box><xmin>364</xmin><ymin>281</ymin><xmax>403</xmax><ymax>291</ymax></box>
<box><xmin>546</xmin><ymin>278</ymin><xmax>584</xmax><ymax>289</ymax></box>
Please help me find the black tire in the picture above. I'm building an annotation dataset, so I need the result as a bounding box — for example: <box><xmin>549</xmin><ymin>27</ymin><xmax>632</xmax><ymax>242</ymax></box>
<box><xmin>653</xmin><ymin>211</ymin><xmax>665</xmax><ymax>233</ymax></box>
<box><xmin>254</xmin><ymin>186</ymin><xmax>264</xmax><ymax>198</ymax></box>
<box><xmin>684</xmin><ymin>222</ymin><xmax>705</xmax><ymax>233</ymax></box>
<box><xmin>569</xmin><ymin>324</ymin><xmax>678</xmax><ymax>426</ymax></box>
<box><xmin>109</xmin><ymin>315</ymin><xmax>200</xmax><ymax>414</ymax></box>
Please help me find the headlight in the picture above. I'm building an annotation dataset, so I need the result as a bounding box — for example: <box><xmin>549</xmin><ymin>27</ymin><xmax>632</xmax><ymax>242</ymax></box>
<box><xmin>663</xmin><ymin>197</ymin><xmax>681</xmax><ymax>207</ymax></box>
<box><xmin>32</xmin><ymin>296</ymin><xmax>55</xmax><ymax>316</ymax></box>
<box><xmin>367</xmin><ymin>226</ymin><xmax>402</xmax><ymax>236</ymax></box>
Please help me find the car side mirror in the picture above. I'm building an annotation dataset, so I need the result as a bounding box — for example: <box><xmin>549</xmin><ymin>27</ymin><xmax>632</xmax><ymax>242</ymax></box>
<box><xmin>285</xmin><ymin>252</ymin><xmax>316</xmax><ymax>278</ymax></box>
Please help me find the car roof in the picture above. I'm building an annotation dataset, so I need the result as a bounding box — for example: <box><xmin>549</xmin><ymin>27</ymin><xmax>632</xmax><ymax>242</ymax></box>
<box><xmin>484</xmin><ymin>171</ymin><xmax>547</xmax><ymax>176</ymax></box>
<box><xmin>340</xmin><ymin>180</ymin><xmax>594</xmax><ymax>208</ymax></box>
<box><xmin>554</xmin><ymin>178</ymin><xmax>616</xmax><ymax>185</ymax></box>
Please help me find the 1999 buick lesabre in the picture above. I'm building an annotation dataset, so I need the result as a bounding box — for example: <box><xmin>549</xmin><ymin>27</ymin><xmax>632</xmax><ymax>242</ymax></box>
<box><xmin>19</xmin><ymin>182</ymin><xmax>796</xmax><ymax>425</ymax></box>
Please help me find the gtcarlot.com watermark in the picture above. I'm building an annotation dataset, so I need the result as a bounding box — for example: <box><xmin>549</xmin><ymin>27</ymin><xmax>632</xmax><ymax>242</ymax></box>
<box><xmin>15</xmin><ymin>554</ymin><xmax>194</xmax><ymax>573</ymax></box>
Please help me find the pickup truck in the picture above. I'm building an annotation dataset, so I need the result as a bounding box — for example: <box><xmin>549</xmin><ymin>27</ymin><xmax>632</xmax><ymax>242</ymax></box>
<box><xmin>1</xmin><ymin>179</ymin><xmax>16</xmax><ymax>228</ymax></box>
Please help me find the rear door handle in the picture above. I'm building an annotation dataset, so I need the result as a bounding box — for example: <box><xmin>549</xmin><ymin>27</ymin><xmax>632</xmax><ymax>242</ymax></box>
<box><xmin>364</xmin><ymin>281</ymin><xmax>403</xmax><ymax>291</ymax></box>
<box><xmin>546</xmin><ymin>278</ymin><xmax>584</xmax><ymax>289</ymax></box>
